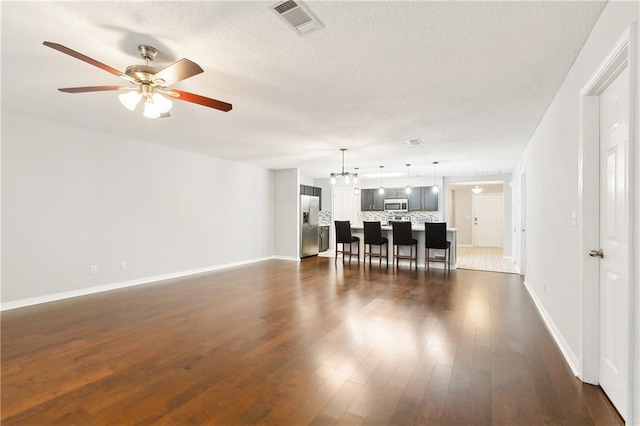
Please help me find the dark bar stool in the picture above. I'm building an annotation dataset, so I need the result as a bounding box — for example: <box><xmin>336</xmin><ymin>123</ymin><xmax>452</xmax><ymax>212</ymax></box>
<box><xmin>363</xmin><ymin>221</ymin><xmax>389</xmax><ymax>267</ymax></box>
<box><xmin>391</xmin><ymin>221</ymin><xmax>417</xmax><ymax>269</ymax></box>
<box><xmin>425</xmin><ymin>222</ymin><xmax>451</xmax><ymax>272</ymax></box>
<box><xmin>334</xmin><ymin>220</ymin><xmax>360</xmax><ymax>264</ymax></box>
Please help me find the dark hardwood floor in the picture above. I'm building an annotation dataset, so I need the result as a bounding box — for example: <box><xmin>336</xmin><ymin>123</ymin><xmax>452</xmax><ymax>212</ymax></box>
<box><xmin>1</xmin><ymin>257</ymin><xmax>623</xmax><ymax>425</ymax></box>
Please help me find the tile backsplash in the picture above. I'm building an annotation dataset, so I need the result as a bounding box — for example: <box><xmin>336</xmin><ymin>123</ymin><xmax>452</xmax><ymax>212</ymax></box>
<box><xmin>319</xmin><ymin>210</ymin><xmax>333</xmax><ymax>226</ymax></box>
<box><xmin>357</xmin><ymin>211</ymin><xmax>440</xmax><ymax>225</ymax></box>
<box><xmin>319</xmin><ymin>210</ymin><xmax>440</xmax><ymax>227</ymax></box>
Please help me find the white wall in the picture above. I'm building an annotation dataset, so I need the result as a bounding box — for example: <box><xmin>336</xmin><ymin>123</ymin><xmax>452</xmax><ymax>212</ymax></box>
<box><xmin>512</xmin><ymin>1</ymin><xmax>639</xmax><ymax>415</ymax></box>
<box><xmin>313</xmin><ymin>178</ymin><xmax>332</xmax><ymax>212</ymax></box>
<box><xmin>273</xmin><ymin>169</ymin><xmax>300</xmax><ymax>260</ymax></box>
<box><xmin>2</xmin><ymin>113</ymin><xmax>275</xmax><ymax>305</ymax></box>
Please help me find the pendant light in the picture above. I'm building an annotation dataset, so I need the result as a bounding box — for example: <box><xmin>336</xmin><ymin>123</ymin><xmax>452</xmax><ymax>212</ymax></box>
<box><xmin>353</xmin><ymin>168</ymin><xmax>360</xmax><ymax>195</ymax></box>
<box><xmin>378</xmin><ymin>166</ymin><xmax>385</xmax><ymax>195</ymax></box>
<box><xmin>472</xmin><ymin>185</ymin><xmax>483</xmax><ymax>194</ymax></box>
<box><xmin>330</xmin><ymin>149</ymin><xmax>358</xmax><ymax>185</ymax></box>
<box><xmin>432</xmin><ymin>161</ymin><xmax>439</xmax><ymax>193</ymax></box>
<box><xmin>405</xmin><ymin>163</ymin><xmax>412</xmax><ymax>195</ymax></box>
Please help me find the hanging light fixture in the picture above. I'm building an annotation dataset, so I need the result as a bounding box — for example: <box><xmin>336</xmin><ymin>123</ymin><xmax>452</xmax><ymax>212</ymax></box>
<box><xmin>330</xmin><ymin>149</ymin><xmax>358</xmax><ymax>185</ymax></box>
<box><xmin>472</xmin><ymin>185</ymin><xmax>483</xmax><ymax>194</ymax></box>
<box><xmin>432</xmin><ymin>161</ymin><xmax>439</xmax><ymax>193</ymax></box>
<box><xmin>405</xmin><ymin>163</ymin><xmax>412</xmax><ymax>195</ymax></box>
<box><xmin>353</xmin><ymin>168</ymin><xmax>360</xmax><ymax>195</ymax></box>
<box><xmin>119</xmin><ymin>86</ymin><xmax>173</xmax><ymax>118</ymax></box>
<box><xmin>378</xmin><ymin>166</ymin><xmax>385</xmax><ymax>195</ymax></box>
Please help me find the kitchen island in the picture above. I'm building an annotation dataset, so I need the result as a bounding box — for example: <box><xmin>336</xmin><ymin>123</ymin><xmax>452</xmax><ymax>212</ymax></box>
<box><xmin>350</xmin><ymin>224</ymin><xmax>457</xmax><ymax>269</ymax></box>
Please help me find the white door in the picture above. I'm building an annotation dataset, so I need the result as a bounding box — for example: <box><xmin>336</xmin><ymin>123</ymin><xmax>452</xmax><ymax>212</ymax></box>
<box><xmin>333</xmin><ymin>188</ymin><xmax>355</xmax><ymax>222</ymax></box>
<box><xmin>472</xmin><ymin>193</ymin><xmax>503</xmax><ymax>247</ymax></box>
<box><xmin>598</xmin><ymin>67</ymin><xmax>630</xmax><ymax>420</ymax></box>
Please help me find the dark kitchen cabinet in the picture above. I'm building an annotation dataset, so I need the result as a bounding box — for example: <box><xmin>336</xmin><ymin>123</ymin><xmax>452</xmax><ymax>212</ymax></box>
<box><xmin>361</xmin><ymin>189</ymin><xmax>384</xmax><ymax>211</ymax></box>
<box><xmin>408</xmin><ymin>187</ymin><xmax>422</xmax><ymax>211</ymax></box>
<box><xmin>384</xmin><ymin>188</ymin><xmax>399</xmax><ymax>199</ymax></box>
<box><xmin>421</xmin><ymin>186</ymin><xmax>439</xmax><ymax>211</ymax></box>
<box><xmin>319</xmin><ymin>226</ymin><xmax>329</xmax><ymax>252</ymax></box>
<box><xmin>361</xmin><ymin>189</ymin><xmax>374</xmax><ymax>211</ymax></box>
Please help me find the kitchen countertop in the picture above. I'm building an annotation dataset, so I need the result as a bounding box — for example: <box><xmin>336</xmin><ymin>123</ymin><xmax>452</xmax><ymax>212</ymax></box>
<box><xmin>351</xmin><ymin>224</ymin><xmax>457</xmax><ymax>232</ymax></box>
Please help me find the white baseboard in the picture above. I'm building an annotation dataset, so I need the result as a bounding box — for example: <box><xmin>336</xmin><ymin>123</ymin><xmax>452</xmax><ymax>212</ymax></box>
<box><xmin>523</xmin><ymin>278</ymin><xmax>580</xmax><ymax>377</ymax></box>
<box><xmin>457</xmin><ymin>244</ymin><xmax>472</xmax><ymax>247</ymax></box>
<box><xmin>272</xmin><ymin>255</ymin><xmax>301</xmax><ymax>262</ymax></box>
<box><xmin>1</xmin><ymin>256</ymin><xmax>289</xmax><ymax>311</ymax></box>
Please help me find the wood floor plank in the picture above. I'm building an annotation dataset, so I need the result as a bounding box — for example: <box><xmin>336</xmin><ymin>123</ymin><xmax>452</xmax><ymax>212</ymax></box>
<box><xmin>1</xmin><ymin>258</ymin><xmax>623</xmax><ymax>425</ymax></box>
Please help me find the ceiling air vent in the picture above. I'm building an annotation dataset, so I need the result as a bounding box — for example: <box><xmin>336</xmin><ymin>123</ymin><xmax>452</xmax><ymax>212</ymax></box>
<box><xmin>406</xmin><ymin>139</ymin><xmax>423</xmax><ymax>146</ymax></box>
<box><xmin>270</xmin><ymin>0</ymin><xmax>324</xmax><ymax>36</ymax></box>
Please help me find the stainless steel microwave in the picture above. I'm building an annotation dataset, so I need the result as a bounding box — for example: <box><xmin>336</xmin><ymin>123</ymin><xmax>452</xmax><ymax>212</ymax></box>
<box><xmin>384</xmin><ymin>199</ymin><xmax>408</xmax><ymax>212</ymax></box>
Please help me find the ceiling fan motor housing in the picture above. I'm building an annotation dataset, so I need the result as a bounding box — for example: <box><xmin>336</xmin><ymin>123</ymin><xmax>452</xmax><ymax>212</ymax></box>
<box><xmin>138</xmin><ymin>45</ymin><xmax>158</xmax><ymax>61</ymax></box>
<box><xmin>125</xmin><ymin>65</ymin><xmax>160</xmax><ymax>84</ymax></box>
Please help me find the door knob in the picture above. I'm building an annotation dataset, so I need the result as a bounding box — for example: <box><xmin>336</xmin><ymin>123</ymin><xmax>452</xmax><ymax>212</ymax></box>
<box><xmin>589</xmin><ymin>249</ymin><xmax>604</xmax><ymax>258</ymax></box>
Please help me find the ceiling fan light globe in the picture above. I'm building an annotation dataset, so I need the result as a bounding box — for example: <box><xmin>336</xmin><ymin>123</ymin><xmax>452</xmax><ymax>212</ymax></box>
<box><xmin>143</xmin><ymin>101</ymin><xmax>161</xmax><ymax>119</ymax></box>
<box><xmin>118</xmin><ymin>91</ymin><xmax>142</xmax><ymax>111</ymax></box>
<box><xmin>152</xmin><ymin>93</ymin><xmax>173</xmax><ymax>114</ymax></box>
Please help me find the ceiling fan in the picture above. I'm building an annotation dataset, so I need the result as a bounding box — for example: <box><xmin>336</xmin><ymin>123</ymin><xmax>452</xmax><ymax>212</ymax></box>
<box><xmin>43</xmin><ymin>41</ymin><xmax>232</xmax><ymax>118</ymax></box>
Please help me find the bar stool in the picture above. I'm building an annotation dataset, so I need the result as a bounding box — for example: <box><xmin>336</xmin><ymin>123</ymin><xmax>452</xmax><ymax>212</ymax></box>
<box><xmin>391</xmin><ymin>221</ymin><xmax>417</xmax><ymax>269</ymax></box>
<box><xmin>425</xmin><ymin>222</ymin><xmax>451</xmax><ymax>272</ymax></box>
<box><xmin>334</xmin><ymin>220</ymin><xmax>360</xmax><ymax>264</ymax></box>
<box><xmin>363</xmin><ymin>221</ymin><xmax>389</xmax><ymax>267</ymax></box>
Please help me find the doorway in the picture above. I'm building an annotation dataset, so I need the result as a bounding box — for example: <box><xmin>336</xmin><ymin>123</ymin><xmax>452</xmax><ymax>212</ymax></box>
<box><xmin>449</xmin><ymin>181</ymin><xmax>516</xmax><ymax>273</ymax></box>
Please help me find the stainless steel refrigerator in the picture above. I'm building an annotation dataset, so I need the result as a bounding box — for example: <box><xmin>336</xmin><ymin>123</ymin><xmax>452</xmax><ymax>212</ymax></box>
<box><xmin>300</xmin><ymin>194</ymin><xmax>320</xmax><ymax>258</ymax></box>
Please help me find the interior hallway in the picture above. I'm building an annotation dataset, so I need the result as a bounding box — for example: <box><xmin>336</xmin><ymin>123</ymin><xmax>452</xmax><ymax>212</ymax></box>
<box><xmin>1</xmin><ymin>258</ymin><xmax>620</xmax><ymax>425</ymax></box>
<box><xmin>456</xmin><ymin>246</ymin><xmax>519</xmax><ymax>274</ymax></box>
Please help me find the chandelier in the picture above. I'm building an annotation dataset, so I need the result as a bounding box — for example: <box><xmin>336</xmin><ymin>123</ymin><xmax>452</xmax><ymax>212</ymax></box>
<box><xmin>330</xmin><ymin>149</ymin><xmax>358</xmax><ymax>185</ymax></box>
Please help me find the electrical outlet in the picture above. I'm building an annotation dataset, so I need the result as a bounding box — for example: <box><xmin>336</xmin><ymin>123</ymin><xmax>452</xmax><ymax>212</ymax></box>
<box><xmin>90</xmin><ymin>265</ymin><xmax>98</xmax><ymax>274</ymax></box>
<box><xmin>121</xmin><ymin>261</ymin><xmax>127</xmax><ymax>270</ymax></box>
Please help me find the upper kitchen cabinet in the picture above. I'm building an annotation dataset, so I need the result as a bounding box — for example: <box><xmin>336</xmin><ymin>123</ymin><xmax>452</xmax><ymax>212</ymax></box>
<box><xmin>361</xmin><ymin>189</ymin><xmax>384</xmax><ymax>211</ymax></box>
<box><xmin>421</xmin><ymin>186</ymin><xmax>438</xmax><ymax>211</ymax></box>
<box><xmin>408</xmin><ymin>187</ymin><xmax>422</xmax><ymax>211</ymax></box>
<box><xmin>384</xmin><ymin>188</ymin><xmax>399</xmax><ymax>199</ymax></box>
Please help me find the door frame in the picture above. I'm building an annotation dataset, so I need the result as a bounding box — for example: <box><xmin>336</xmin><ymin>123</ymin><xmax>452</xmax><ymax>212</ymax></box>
<box><xmin>578</xmin><ymin>24</ymin><xmax>636</xmax><ymax>421</ymax></box>
<box><xmin>519</xmin><ymin>168</ymin><xmax>526</xmax><ymax>275</ymax></box>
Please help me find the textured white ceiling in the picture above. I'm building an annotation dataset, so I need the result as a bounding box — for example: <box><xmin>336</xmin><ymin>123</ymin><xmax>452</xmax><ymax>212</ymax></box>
<box><xmin>1</xmin><ymin>1</ymin><xmax>606</xmax><ymax>180</ymax></box>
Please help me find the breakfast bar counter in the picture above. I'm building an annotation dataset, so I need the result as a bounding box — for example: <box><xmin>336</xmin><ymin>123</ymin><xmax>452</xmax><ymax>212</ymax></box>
<box><xmin>350</xmin><ymin>224</ymin><xmax>457</xmax><ymax>268</ymax></box>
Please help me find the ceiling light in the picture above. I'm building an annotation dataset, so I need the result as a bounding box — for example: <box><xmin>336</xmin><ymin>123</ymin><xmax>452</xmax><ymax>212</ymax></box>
<box><xmin>329</xmin><ymin>149</ymin><xmax>358</xmax><ymax>186</ymax></box>
<box><xmin>378</xmin><ymin>166</ymin><xmax>385</xmax><ymax>195</ymax></box>
<box><xmin>432</xmin><ymin>161</ymin><xmax>439</xmax><ymax>193</ymax></box>
<box><xmin>143</xmin><ymin>99</ymin><xmax>161</xmax><ymax>118</ymax></box>
<box><xmin>151</xmin><ymin>93</ymin><xmax>173</xmax><ymax>114</ymax></box>
<box><xmin>353</xmin><ymin>168</ymin><xmax>360</xmax><ymax>195</ymax></box>
<box><xmin>472</xmin><ymin>186</ymin><xmax>483</xmax><ymax>194</ymax></box>
<box><xmin>406</xmin><ymin>138</ymin><xmax>423</xmax><ymax>146</ymax></box>
<box><xmin>405</xmin><ymin>163</ymin><xmax>412</xmax><ymax>195</ymax></box>
<box><xmin>119</xmin><ymin>91</ymin><xmax>142</xmax><ymax>111</ymax></box>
